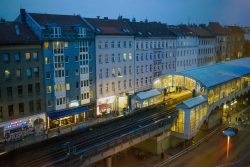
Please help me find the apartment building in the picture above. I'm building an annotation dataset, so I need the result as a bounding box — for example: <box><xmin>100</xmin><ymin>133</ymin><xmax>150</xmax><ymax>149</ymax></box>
<box><xmin>0</xmin><ymin>21</ymin><xmax>45</xmax><ymax>141</ymax></box>
<box><xmin>85</xmin><ymin>17</ymin><xmax>135</xmax><ymax>115</ymax></box>
<box><xmin>129</xmin><ymin>21</ymin><xmax>177</xmax><ymax>92</ymax></box>
<box><xmin>18</xmin><ymin>9</ymin><xmax>95</xmax><ymax>128</ymax></box>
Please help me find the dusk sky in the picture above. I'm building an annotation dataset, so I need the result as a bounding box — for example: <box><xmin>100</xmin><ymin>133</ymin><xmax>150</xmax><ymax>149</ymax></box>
<box><xmin>0</xmin><ymin>0</ymin><xmax>250</xmax><ymax>26</ymax></box>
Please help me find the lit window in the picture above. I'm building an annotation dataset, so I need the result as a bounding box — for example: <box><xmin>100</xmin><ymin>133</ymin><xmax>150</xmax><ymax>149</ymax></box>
<box><xmin>16</xmin><ymin>68</ymin><xmax>21</xmax><ymax>78</ymax></box>
<box><xmin>44</xmin><ymin>42</ymin><xmax>49</xmax><ymax>49</ymax></box>
<box><xmin>26</xmin><ymin>52</ymin><xmax>31</xmax><ymax>61</ymax></box>
<box><xmin>26</xmin><ymin>68</ymin><xmax>32</xmax><ymax>77</ymax></box>
<box><xmin>15</xmin><ymin>53</ymin><xmax>20</xmax><ymax>62</ymax></box>
<box><xmin>3</xmin><ymin>53</ymin><xmax>10</xmax><ymax>62</ymax></box>
<box><xmin>5</xmin><ymin>70</ymin><xmax>11</xmax><ymax>79</ymax></box>
<box><xmin>64</xmin><ymin>41</ymin><xmax>68</xmax><ymax>48</ymax></box>
<box><xmin>47</xmin><ymin>86</ymin><xmax>52</xmax><ymax>93</ymax></box>
<box><xmin>45</xmin><ymin>57</ymin><xmax>49</xmax><ymax>64</ymax></box>
<box><xmin>117</xmin><ymin>68</ymin><xmax>121</xmax><ymax>76</ymax></box>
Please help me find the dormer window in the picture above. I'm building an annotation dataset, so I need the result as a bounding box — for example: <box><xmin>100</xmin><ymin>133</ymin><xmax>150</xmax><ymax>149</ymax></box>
<box><xmin>78</xmin><ymin>27</ymin><xmax>86</xmax><ymax>37</ymax></box>
<box><xmin>52</xmin><ymin>27</ymin><xmax>61</xmax><ymax>38</ymax></box>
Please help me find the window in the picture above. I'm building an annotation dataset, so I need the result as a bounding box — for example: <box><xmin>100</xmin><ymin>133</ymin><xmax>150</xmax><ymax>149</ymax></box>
<box><xmin>66</xmin><ymin>83</ymin><xmax>70</xmax><ymax>90</ymax></box>
<box><xmin>47</xmin><ymin>86</ymin><xmax>52</xmax><ymax>93</ymax></box>
<box><xmin>129</xmin><ymin>79</ymin><xmax>132</xmax><ymax>88</ymax></box>
<box><xmin>26</xmin><ymin>52</ymin><xmax>31</xmax><ymax>61</ymax></box>
<box><xmin>36</xmin><ymin>99</ymin><xmax>41</xmax><ymax>111</ymax></box>
<box><xmin>129</xmin><ymin>53</ymin><xmax>132</xmax><ymax>60</ymax></box>
<box><xmin>105</xmin><ymin>41</ymin><xmax>108</xmax><ymax>48</ymax></box>
<box><xmin>123</xmin><ymin>41</ymin><xmax>127</xmax><ymax>48</ymax></box>
<box><xmin>76</xmin><ymin>81</ymin><xmax>79</xmax><ymax>88</ymax></box>
<box><xmin>129</xmin><ymin>66</ymin><xmax>132</xmax><ymax>74</ymax></box>
<box><xmin>118</xmin><ymin>53</ymin><xmax>121</xmax><ymax>62</ymax></box>
<box><xmin>19</xmin><ymin>103</ymin><xmax>24</xmax><ymax>114</ymax></box>
<box><xmin>124</xmin><ymin>66</ymin><xmax>127</xmax><ymax>75</ymax></box>
<box><xmin>33</xmin><ymin>52</ymin><xmax>38</xmax><ymax>60</ymax></box>
<box><xmin>8</xmin><ymin>105</ymin><xmax>14</xmax><ymax>117</ymax></box>
<box><xmin>105</xmin><ymin>83</ymin><xmax>109</xmax><ymax>92</ymax></box>
<box><xmin>99</xmin><ymin>69</ymin><xmax>102</xmax><ymax>79</ymax></box>
<box><xmin>123</xmin><ymin>53</ymin><xmax>127</xmax><ymax>61</ymax></box>
<box><xmin>111</xmin><ymin>41</ymin><xmax>114</xmax><ymax>48</ymax></box>
<box><xmin>34</xmin><ymin>67</ymin><xmax>39</xmax><ymax>77</ymax></box>
<box><xmin>124</xmin><ymin>80</ymin><xmax>127</xmax><ymax>89</ymax></box>
<box><xmin>15</xmin><ymin>53</ymin><xmax>20</xmax><ymax>62</ymax></box>
<box><xmin>78</xmin><ymin>27</ymin><xmax>86</xmax><ymax>37</ymax></box>
<box><xmin>35</xmin><ymin>83</ymin><xmax>40</xmax><ymax>93</ymax></box>
<box><xmin>118</xmin><ymin>81</ymin><xmax>121</xmax><ymax>90</ymax></box>
<box><xmin>112</xmin><ymin>82</ymin><xmax>115</xmax><ymax>91</ymax></box>
<box><xmin>26</xmin><ymin>68</ymin><xmax>32</xmax><ymax>77</ymax></box>
<box><xmin>117</xmin><ymin>68</ymin><xmax>122</xmax><ymax>76</ymax></box>
<box><xmin>3</xmin><ymin>53</ymin><xmax>10</xmax><ymax>62</ymax></box>
<box><xmin>16</xmin><ymin>68</ymin><xmax>21</xmax><ymax>78</ymax></box>
<box><xmin>106</xmin><ymin>68</ymin><xmax>109</xmax><ymax>78</ymax></box>
<box><xmin>48</xmin><ymin>100</ymin><xmax>52</xmax><ymax>107</ymax></box>
<box><xmin>105</xmin><ymin>54</ymin><xmax>109</xmax><ymax>63</ymax></box>
<box><xmin>112</xmin><ymin>54</ymin><xmax>115</xmax><ymax>62</ymax></box>
<box><xmin>5</xmin><ymin>70</ymin><xmax>11</xmax><ymax>79</ymax></box>
<box><xmin>64</xmin><ymin>41</ymin><xmax>68</xmax><ymax>48</ymax></box>
<box><xmin>7</xmin><ymin>87</ymin><xmax>12</xmax><ymax>97</ymax></box>
<box><xmin>52</xmin><ymin>27</ymin><xmax>61</xmax><ymax>38</ymax></box>
<box><xmin>46</xmin><ymin>72</ymin><xmax>51</xmax><ymax>79</ymax></box>
<box><xmin>45</xmin><ymin>57</ymin><xmax>49</xmax><ymax>64</ymax></box>
<box><xmin>29</xmin><ymin>101</ymin><xmax>34</xmax><ymax>112</ymax></box>
<box><xmin>99</xmin><ymin>84</ymin><xmax>103</xmax><ymax>94</ymax></box>
<box><xmin>0</xmin><ymin>107</ymin><xmax>3</xmax><ymax>121</ymax></box>
<box><xmin>98</xmin><ymin>55</ymin><xmax>102</xmax><ymax>64</ymax></box>
<box><xmin>118</xmin><ymin>41</ymin><xmax>121</xmax><ymax>48</ymax></box>
<box><xmin>112</xmin><ymin>68</ymin><xmax>115</xmax><ymax>77</ymax></box>
<box><xmin>17</xmin><ymin>85</ymin><xmax>23</xmax><ymax>96</ymax></box>
<box><xmin>28</xmin><ymin>84</ymin><xmax>33</xmax><ymax>94</ymax></box>
<box><xmin>44</xmin><ymin>42</ymin><xmax>49</xmax><ymax>49</ymax></box>
<box><xmin>75</xmin><ymin>69</ymin><xmax>79</xmax><ymax>75</ymax></box>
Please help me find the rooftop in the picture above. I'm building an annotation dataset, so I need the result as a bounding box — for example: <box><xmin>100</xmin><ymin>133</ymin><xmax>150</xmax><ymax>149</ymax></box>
<box><xmin>29</xmin><ymin>13</ymin><xmax>86</xmax><ymax>27</ymax></box>
<box><xmin>180</xmin><ymin>95</ymin><xmax>207</xmax><ymax>109</ymax></box>
<box><xmin>136</xmin><ymin>89</ymin><xmax>162</xmax><ymax>101</ymax></box>
<box><xmin>176</xmin><ymin>57</ymin><xmax>250</xmax><ymax>88</ymax></box>
<box><xmin>185</xmin><ymin>25</ymin><xmax>215</xmax><ymax>38</ymax></box>
<box><xmin>0</xmin><ymin>22</ymin><xmax>40</xmax><ymax>45</ymax></box>
<box><xmin>128</xmin><ymin>22</ymin><xmax>176</xmax><ymax>38</ymax></box>
<box><xmin>208</xmin><ymin>22</ymin><xmax>229</xmax><ymax>36</ymax></box>
<box><xmin>85</xmin><ymin>18</ymin><xmax>134</xmax><ymax>35</ymax></box>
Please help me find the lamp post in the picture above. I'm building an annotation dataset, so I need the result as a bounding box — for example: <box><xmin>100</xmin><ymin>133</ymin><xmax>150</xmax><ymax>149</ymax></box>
<box><xmin>223</xmin><ymin>129</ymin><xmax>236</xmax><ymax>163</ymax></box>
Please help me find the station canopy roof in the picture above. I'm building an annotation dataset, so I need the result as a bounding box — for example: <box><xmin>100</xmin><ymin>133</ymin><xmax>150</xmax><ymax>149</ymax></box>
<box><xmin>136</xmin><ymin>89</ymin><xmax>162</xmax><ymax>101</ymax></box>
<box><xmin>176</xmin><ymin>58</ymin><xmax>250</xmax><ymax>89</ymax></box>
<box><xmin>181</xmin><ymin>95</ymin><xmax>207</xmax><ymax>109</ymax></box>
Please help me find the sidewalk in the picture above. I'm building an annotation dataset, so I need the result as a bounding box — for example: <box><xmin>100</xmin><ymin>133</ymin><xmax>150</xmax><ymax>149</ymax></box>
<box><xmin>1</xmin><ymin>114</ymin><xmax>118</xmax><ymax>152</ymax></box>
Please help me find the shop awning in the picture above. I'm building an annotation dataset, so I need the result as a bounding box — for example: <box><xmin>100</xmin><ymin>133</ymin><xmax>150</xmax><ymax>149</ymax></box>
<box><xmin>99</xmin><ymin>104</ymin><xmax>110</xmax><ymax>110</ymax></box>
<box><xmin>48</xmin><ymin>106</ymin><xmax>89</xmax><ymax>120</ymax></box>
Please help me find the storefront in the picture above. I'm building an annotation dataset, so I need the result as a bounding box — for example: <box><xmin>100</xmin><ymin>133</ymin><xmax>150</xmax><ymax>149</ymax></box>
<box><xmin>0</xmin><ymin>113</ymin><xmax>46</xmax><ymax>142</ymax></box>
<box><xmin>97</xmin><ymin>96</ymin><xmax>117</xmax><ymax>116</ymax></box>
<box><xmin>47</xmin><ymin>105</ymin><xmax>89</xmax><ymax>129</ymax></box>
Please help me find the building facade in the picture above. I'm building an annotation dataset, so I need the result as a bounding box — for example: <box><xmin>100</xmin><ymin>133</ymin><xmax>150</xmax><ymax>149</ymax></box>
<box><xmin>169</xmin><ymin>25</ymin><xmax>199</xmax><ymax>72</ymax></box>
<box><xmin>185</xmin><ymin>25</ymin><xmax>216</xmax><ymax>66</ymax></box>
<box><xmin>129</xmin><ymin>21</ymin><xmax>177</xmax><ymax>92</ymax></box>
<box><xmin>19</xmin><ymin>9</ymin><xmax>95</xmax><ymax>128</ymax></box>
<box><xmin>85</xmin><ymin>17</ymin><xmax>135</xmax><ymax>115</ymax></box>
<box><xmin>207</xmin><ymin>22</ymin><xmax>230</xmax><ymax>62</ymax></box>
<box><xmin>0</xmin><ymin>21</ymin><xmax>45</xmax><ymax>141</ymax></box>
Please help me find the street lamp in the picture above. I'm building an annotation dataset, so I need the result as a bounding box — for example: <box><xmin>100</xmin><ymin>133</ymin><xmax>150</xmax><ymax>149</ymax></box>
<box><xmin>223</xmin><ymin>129</ymin><xmax>236</xmax><ymax>162</ymax></box>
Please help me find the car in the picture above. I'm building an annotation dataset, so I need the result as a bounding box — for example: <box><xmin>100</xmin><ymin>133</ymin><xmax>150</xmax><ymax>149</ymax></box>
<box><xmin>223</xmin><ymin>126</ymin><xmax>238</xmax><ymax>137</ymax></box>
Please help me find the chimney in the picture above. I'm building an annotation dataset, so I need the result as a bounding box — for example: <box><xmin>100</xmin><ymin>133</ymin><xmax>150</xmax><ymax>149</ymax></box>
<box><xmin>97</xmin><ymin>16</ymin><xmax>100</xmax><ymax>19</ymax></box>
<box><xmin>104</xmin><ymin>17</ymin><xmax>108</xmax><ymax>20</ymax></box>
<box><xmin>15</xmin><ymin>25</ymin><xmax>20</xmax><ymax>36</ymax></box>
<box><xmin>20</xmin><ymin>9</ymin><xmax>26</xmax><ymax>22</ymax></box>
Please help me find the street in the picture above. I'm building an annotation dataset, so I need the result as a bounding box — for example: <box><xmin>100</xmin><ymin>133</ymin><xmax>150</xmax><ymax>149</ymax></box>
<box><xmin>166</xmin><ymin>108</ymin><xmax>250</xmax><ymax>167</ymax></box>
